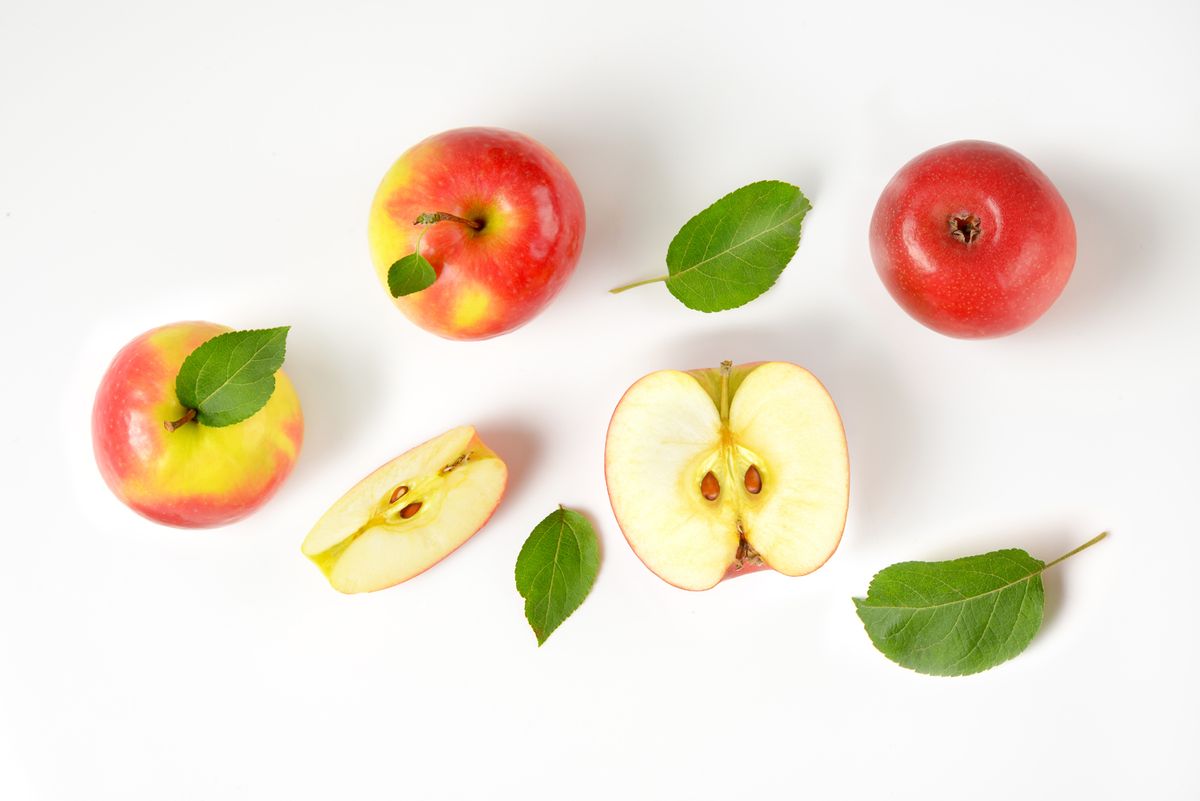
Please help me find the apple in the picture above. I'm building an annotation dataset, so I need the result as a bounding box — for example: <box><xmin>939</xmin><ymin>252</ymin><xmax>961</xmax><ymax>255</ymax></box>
<box><xmin>301</xmin><ymin>425</ymin><xmax>507</xmax><ymax>593</ymax></box>
<box><xmin>870</xmin><ymin>140</ymin><xmax>1076</xmax><ymax>338</ymax></box>
<box><xmin>605</xmin><ymin>361</ymin><xmax>849</xmax><ymax>591</ymax></box>
<box><xmin>92</xmin><ymin>321</ymin><xmax>304</xmax><ymax>527</ymax></box>
<box><xmin>368</xmin><ymin>127</ymin><xmax>586</xmax><ymax>340</ymax></box>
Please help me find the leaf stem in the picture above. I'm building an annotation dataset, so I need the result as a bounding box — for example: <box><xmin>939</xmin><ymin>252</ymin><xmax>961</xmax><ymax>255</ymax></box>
<box><xmin>414</xmin><ymin>211</ymin><xmax>482</xmax><ymax>230</ymax></box>
<box><xmin>609</xmin><ymin>274</ymin><xmax>669</xmax><ymax>294</ymax></box>
<box><xmin>164</xmin><ymin>407</ymin><xmax>197</xmax><ymax>432</ymax></box>
<box><xmin>1043</xmin><ymin>531</ymin><xmax>1109</xmax><ymax>571</ymax></box>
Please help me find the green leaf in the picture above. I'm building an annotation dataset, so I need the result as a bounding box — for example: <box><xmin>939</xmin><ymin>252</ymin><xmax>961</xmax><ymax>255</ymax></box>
<box><xmin>853</xmin><ymin>533</ymin><xmax>1108</xmax><ymax>676</ymax></box>
<box><xmin>174</xmin><ymin>327</ymin><xmax>290</xmax><ymax>428</ymax></box>
<box><xmin>609</xmin><ymin>180</ymin><xmax>810</xmax><ymax>311</ymax></box>
<box><xmin>515</xmin><ymin>506</ymin><xmax>600</xmax><ymax>646</ymax></box>
<box><xmin>388</xmin><ymin>252</ymin><xmax>436</xmax><ymax>297</ymax></box>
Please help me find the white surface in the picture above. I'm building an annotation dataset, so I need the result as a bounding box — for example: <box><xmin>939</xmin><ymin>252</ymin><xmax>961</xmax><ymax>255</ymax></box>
<box><xmin>2</xmin><ymin>1</ymin><xmax>1197</xmax><ymax>798</ymax></box>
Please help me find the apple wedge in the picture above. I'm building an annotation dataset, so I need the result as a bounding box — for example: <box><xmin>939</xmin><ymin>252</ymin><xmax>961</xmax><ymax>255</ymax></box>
<box><xmin>301</xmin><ymin>426</ymin><xmax>507</xmax><ymax>593</ymax></box>
<box><xmin>605</xmin><ymin>361</ymin><xmax>849</xmax><ymax>591</ymax></box>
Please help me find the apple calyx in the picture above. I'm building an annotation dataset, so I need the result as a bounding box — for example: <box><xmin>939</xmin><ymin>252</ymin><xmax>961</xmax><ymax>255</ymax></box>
<box><xmin>949</xmin><ymin>212</ymin><xmax>982</xmax><ymax>245</ymax></box>
<box><xmin>163</xmin><ymin>407</ymin><xmax>197</xmax><ymax>432</ymax></box>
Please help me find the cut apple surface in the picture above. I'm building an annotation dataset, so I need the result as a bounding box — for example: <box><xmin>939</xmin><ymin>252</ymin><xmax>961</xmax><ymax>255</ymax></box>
<box><xmin>302</xmin><ymin>426</ymin><xmax>507</xmax><ymax>593</ymax></box>
<box><xmin>605</xmin><ymin>361</ymin><xmax>849</xmax><ymax>591</ymax></box>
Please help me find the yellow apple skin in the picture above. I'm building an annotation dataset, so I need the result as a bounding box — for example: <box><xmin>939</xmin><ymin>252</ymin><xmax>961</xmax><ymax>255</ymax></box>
<box><xmin>91</xmin><ymin>321</ymin><xmax>304</xmax><ymax>528</ymax></box>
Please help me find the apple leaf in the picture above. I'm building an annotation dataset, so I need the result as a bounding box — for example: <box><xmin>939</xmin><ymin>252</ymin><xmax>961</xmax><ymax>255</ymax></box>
<box><xmin>388</xmin><ymin>252</ymin><xmax>436</xmax><ymax>297</ymax></box>
<box><xmin>174</xmin><ymin>327</ymin><xmax>290</xmax><ymax>428</ymax></box>
<box><xmin>610</xmin><ymin>180</ymin><xmax>811</xmax><ymax>312</ymax></box>
<box><xmin>515</xmin><ymin>506</ymin><xmax>600</xmax><ymax>646</ymax></box>
<box><xmin>853</xmin><ymin>532</ymin><xmax>1108</xmax><ymax>676</ymax></box>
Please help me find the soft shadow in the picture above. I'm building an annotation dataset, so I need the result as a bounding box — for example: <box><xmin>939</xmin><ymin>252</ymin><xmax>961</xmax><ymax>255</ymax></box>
<box><xmin>474</xmin><ymin>420</ymin><xmax>543</xmax><ymax>509</ymax></box>
<box><xmin>657</xmin><ymin>315</ymin><xmax>919</xmax><ymax>542</ymax></box>
<box><xmin>522</xmin><ymin>110</ymin><xmax>669</xmax><ymax>301</ymax></box>
<box><xmin>1028</xmin><ymin>156</ymin><xmax>1163</xmax><ymax>338</ymax></box>
<box><xmin>281</xmin><ymin>315</ymin><xmax>389</xmax><ymax>475</ymax></box>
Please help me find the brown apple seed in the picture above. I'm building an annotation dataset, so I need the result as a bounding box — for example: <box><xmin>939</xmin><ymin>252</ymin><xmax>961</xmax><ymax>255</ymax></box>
<box><xmin>399</xmin><ymin>501</ymin><xmax>422</xmax><ymax>519</ymax></box>
<box><xmin>700</xmin><ymin>470</ymin><xmax>720</xmax><ymax>501</ymax></box>
<box><xmin>744</xmin><ymin>465</ymin><xmax>762</xmax><ymax>494</ymax></box>
<box><xmin>389</xmin><ymin>485</ymin><xmax>409</xmax><ymax>504</ymax></box>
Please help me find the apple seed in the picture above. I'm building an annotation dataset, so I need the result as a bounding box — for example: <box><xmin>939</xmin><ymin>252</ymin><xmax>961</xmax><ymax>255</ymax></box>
<box><xmin>744</xmin><ymin>465</ymin><xmax>762</xmax><ymax>494</ymax></box>
<box><xmin>389</xmin><ymin>485</ymin><xmax>410</xmax><ymax>504</ymax></box>
<box><xmin>400</xmin><ymin>502</ymin><xmax>422</xmax><ymax>519</ymax></box>
<box><xmin>700</xmin><ymin>470</ymin><xmax>720</xmax><ymax>501</ymax></box>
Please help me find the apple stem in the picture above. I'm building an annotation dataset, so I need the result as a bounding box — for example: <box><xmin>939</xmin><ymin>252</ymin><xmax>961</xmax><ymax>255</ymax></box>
<box><xmin>718</xmin><ymin>360</ymin><xmax>732</xmax><ymax>423</ymax></box>
<box><xmin>609</xmin><ymin>275</ymin><xmax>669</xmax><ymax>294</ymax></box>
<box><xmin>164</xmin><ymin>407</ymin><xmax>197</xmax><ymax>432</ymax></box>
<box><xmin>1042</xmin><ymin>531</ymin><xmax>1109</xmax><ymax>571</ymax></box>
<box><xmin>414</xmin><ymin>211</ymin><xmax>482</xmax><ymax>230</ymax></box>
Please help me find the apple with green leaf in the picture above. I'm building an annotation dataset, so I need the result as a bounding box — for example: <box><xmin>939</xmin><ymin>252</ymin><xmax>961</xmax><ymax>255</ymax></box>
<box><xmin>369</xmin><ymin>127</ymin><xmax>586</xmax><ymax>340</ymax></box>
<box><xmin>92</xmin><ymin>321</ymin><xmax>303</xmax><ymax>528</ymax></box>
<box><xmin>605</xmin><ymin>361</ymin><xmax>849</xmax><ymax>590</ymax></box>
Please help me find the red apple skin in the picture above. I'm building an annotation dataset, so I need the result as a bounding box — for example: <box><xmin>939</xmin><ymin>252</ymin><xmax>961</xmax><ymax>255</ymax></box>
<box><xmin>368</xmin><ymin>127</ymin><xmax>586</xmax><ymax>340</ymax></box>
<box><xmin>869</xmin><ymin>140</ymin><xmax>1076</xmax><ymax>338</ymax></box>
<box><xmin>92</xmin><ymin>322</ymin><xmax>304</xmax><ymax>528</ymax></box>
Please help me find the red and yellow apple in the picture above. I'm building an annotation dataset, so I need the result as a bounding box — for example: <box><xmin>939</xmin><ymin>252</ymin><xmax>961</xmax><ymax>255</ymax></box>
<box><xmin>301</xmin><ymin>425</ymin><xmax>508</xmax><ymax>593</ymax></box>
<box><xmin>92</xmin><ymin>321</ymin><xmax>304</xmax><ymax>527</ymax></box>
<box><xmin>605</xmin><ymin>361</ymin><xmax>849</xmax><ymax>591</ymax></box>
<box><xmin>368</xmin><ymin>127</ymin><xmax>586</xmax><ymax>340</ymax></box>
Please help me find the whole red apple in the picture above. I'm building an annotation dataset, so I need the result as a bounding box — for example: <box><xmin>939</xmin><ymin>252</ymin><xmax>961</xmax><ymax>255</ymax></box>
<box><xmin>869</xmin><ymin>140</ymin><xmax>1076</xmax><ymax>338</ymax></box>
<box><xmin>92</xmin><ymin>321</ymin><xmax>304</xmax><ymax>527</ymax></box>
<box><xmin>368</xmin><ymin>127</ymin><xmax>586</xmax><ymax>340</ymax></box>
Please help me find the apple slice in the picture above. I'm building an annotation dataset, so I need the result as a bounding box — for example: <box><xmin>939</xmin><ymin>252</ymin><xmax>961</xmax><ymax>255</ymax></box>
<box><xmin>301</xmin><ymin>426</ymin><xmax>507</xmax><ymax>593</ymax></box>
<box><xmin>605</xmin><ymin>361</ymin><xmax>849</xmax><ymax>591</ymax></box>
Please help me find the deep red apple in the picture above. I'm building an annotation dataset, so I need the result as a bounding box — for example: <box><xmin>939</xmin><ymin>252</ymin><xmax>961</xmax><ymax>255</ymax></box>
<box><xmin>368</xmin><ymin>127</ymin><xmax>586</xmax><ymax>340</ymax></box>
<box><xmin>869</xmin><ymin>140</ymin><xmax>1076</xmax><ymax>338</ymax></box>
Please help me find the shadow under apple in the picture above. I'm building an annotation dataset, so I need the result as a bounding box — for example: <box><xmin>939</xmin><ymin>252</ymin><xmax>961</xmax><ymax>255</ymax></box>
<box><xmin>474</xmin><ymin>420</ymin><xmax>543</xmax><ymax>511</ymax></box>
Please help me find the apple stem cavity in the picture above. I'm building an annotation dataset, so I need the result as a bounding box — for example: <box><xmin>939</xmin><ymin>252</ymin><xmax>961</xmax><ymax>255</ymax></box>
<box><xmin>949</xmin><ymin>212</ymin><xmax>982</xmax><ymax>245</ymax></box>
<box><xmin>1042</xmin><ymin>531</ymin><xmax>1109</xmax><ymax>571</ymax></box>
<box><xmin>163</xmin><ymin>407</ymin><xmax>197</xmax><ymax>432</ymax></box>
<box><xmin>414</xmin><ymin>211</ymin><xmax>483</xmax><ymax>231</ymax></box>
<box><xmin>608</xmin><ymin>274</ymin><xmax>670</xmax><ymax>294</ymax></box>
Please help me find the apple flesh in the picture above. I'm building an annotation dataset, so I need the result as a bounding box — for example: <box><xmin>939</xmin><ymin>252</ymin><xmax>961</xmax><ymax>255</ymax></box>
<box><xmin>870</xmin><ymin>140</ymin><xmax>1076</xmax><ymax>338</ymax></box>
<box><xmin>92</xmin><ymin>321</ymin><xmax>304</xmax><ymax>527</ymax></box>
<box><xmin>301</xmin><ymin>426</ymin><xmax>507</xmax><ymax>593</ymax></box>
<box><xmin>368</xmin><ymin>127</ymin><xmax>586</xmax><ymax>340</ymax></box>
<box><xmin>605</xmin><ymin>361</ymin><xmax>849</xmax><ymax>591</ymax></box>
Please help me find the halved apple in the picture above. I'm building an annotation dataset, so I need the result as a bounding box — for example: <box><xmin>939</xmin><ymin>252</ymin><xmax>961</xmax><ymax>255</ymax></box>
<box><xmin>301</xmin><ymin>425</ymin><xmax>507</xmax><ymax>593</ymax></box>
<box><xmin>604</xmin><ymin>361</ymin><xmax>849</xmax><ymax>591</ymax></box>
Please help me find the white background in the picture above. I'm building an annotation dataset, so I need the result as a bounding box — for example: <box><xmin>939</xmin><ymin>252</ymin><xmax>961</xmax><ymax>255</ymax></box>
<box><xmin>2</xmin><ymin>1</ymin><xmax>1197</xmax><ymax>798</ymax></box>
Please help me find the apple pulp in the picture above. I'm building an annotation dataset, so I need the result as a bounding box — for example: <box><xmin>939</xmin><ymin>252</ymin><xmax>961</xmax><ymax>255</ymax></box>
<box><xmin>368</xmin><ymin>127</ymin><xmax>586</xmax><ymax>340</ymax></box>
<box><xmin>301</xmin><ymin>426</ymin><xmax>507</xmax><ymax>593</ymax></box>
<box><xmin>605</xmin><ymin>361</ymin><xmax>849</xmax><ymax>591</ymax></box>
<box><xmin>92</xmin><ymin>321</ymin><xmax>304</xmax><ymax>528</ymax></box>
